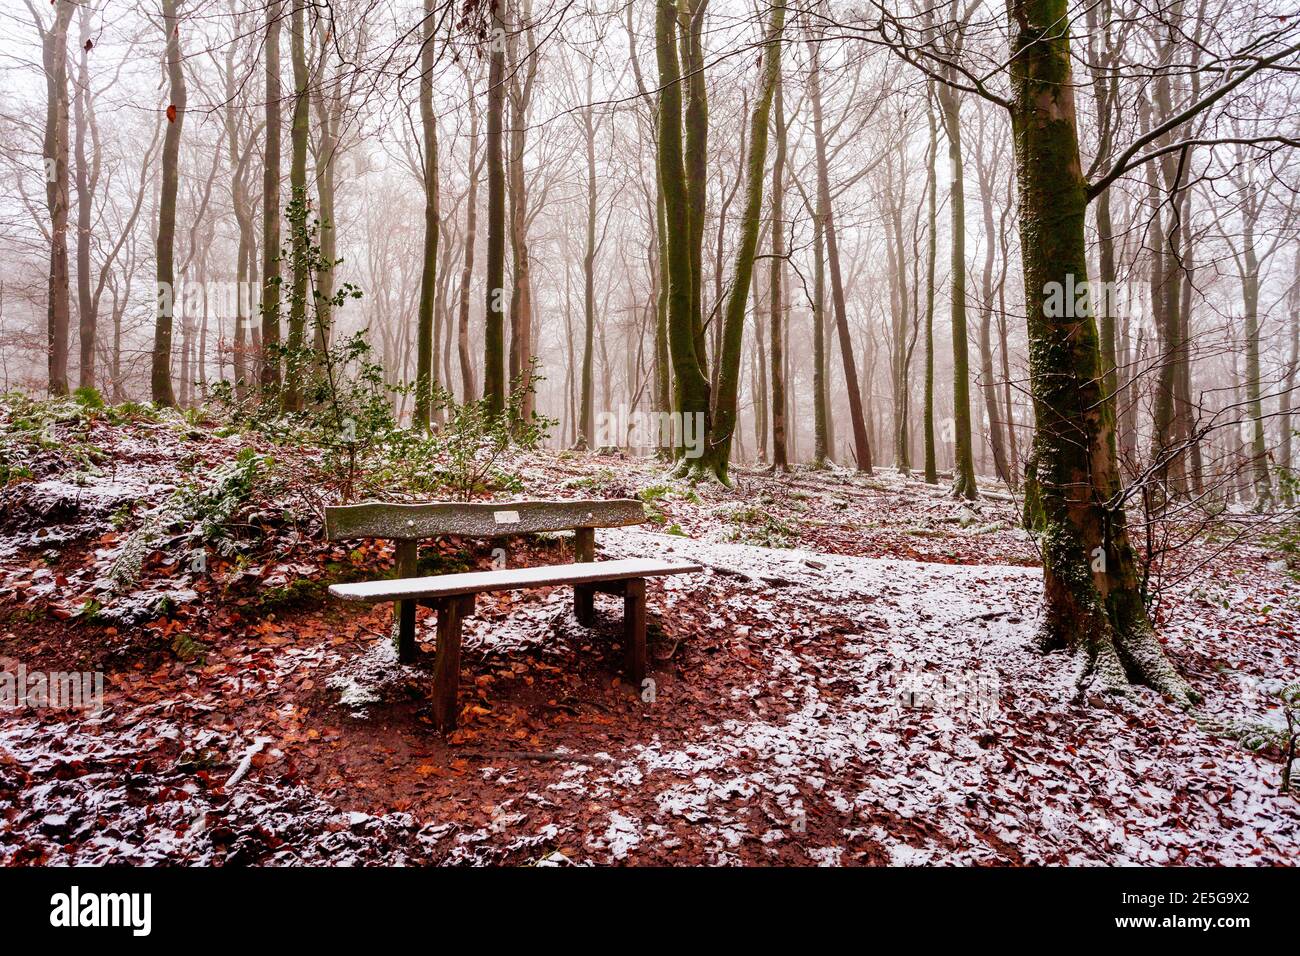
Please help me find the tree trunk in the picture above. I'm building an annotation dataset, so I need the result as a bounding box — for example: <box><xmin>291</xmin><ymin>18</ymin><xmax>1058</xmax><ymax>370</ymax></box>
<box><xmin>923</xmin><ymin>88</ymin><xmax>938</xmax><ymax>483</ymax></box>
<box><xmin>807</xmin><ymin>30</ymin><xmax>871</xmax><ymax>473</ymax></box>
<box><xmin>768</xmin><ymin>68</ymin><xmax>788</xmax><ymax>471</ymax></box>
<box><xmin>224</xmin><ymin>26</ymin><xmax>254</xmax><ymax>400</ymax></box>
<box><xmin>936</xmin><ymin>79</ymin><xmax>977</xmax><ymax>499</ymax></box>
<box><xmin>974</xmin><ymin>126</ymin><xmax>1010</xmax><ymax>486</ymax></box>
<box><xmin>260</xmin><ymin>0</ymin><xmax>282</xmax><ymax>394</ymax></box>
<box><xmin>656</xmin><ymin>0</ymin><xmax>712</xmax><ymax>475</ymax></box>
<box><xmin>482</xmin><ymin>4</ymin><xmax>507</xmax><ymax>414</ymax></box>
<box><xmin>655</xmin><ymin>178</ymin><xmax>672</xmax><ymax>442</ymax></box>
<box><xmin>753</xmin><ymin>269</ymin><xmax>768</xmax><ymax>464</ymax></box>
<box><xmin>1176</xmin><ymin>213</ymin><xmax>1203</xmax><ymax>494</ymax></box>
<box><xmin>1084</xmin><ymin>0</ymin><xmax>1120</xmax><ymax>406</ymax></box>
<box><xmin>702</xmin><ymin>0</ymin><xmax>784</xmax><ymax>481</ymax></box>
<box><xmin>1241</xmin><ymin>202</ymin><xmax>1270</xmax><ymax>506</ymax></box>
<box><xmin>282</xmin><ymin>0</ymin><xmax>309</xmax><ymax>413</ymax></box>
<box><xmin>578</xmin><ymin>60</ymin><xmax>597</xmax><ymax>449</ymax></box>
<box><xmin>311</xmin><ymin>16</ymin><xmax>339</xmax><ymax>357</ymax></box>
<box><xmin>812</xmin><ymin>183</ymin><xmax>829</xmax><ymax>467</ymax></box>
<box><xmin>679</xmin><ymin>0</ymin><xmax>710</xmax><ymax>375</ymax></box>
<box><xmin>626</xmin><ymin>3</ymin><xmax>673</xmax><ymax>451</ymax></box>
<box><xmin>1280</xmin><ymin>251</ymin><xmax>1299</xmax><ymax>504</ymax></box>
<box><xmin>73</xmin><ymin>5</ymin><xmax>96</xmax><ymax>390</ymax></box>
<box><xmin>456</xmin><ymin>63</ymin><xmax>479</xmax><ymax>402</ymax></box>
<box><xmin>152</xmin><ymin>0</ymin><xmax>185</xmax><ymax>407</ymax></box>
<box><xmin>35</xmin><ymin>0</ymin><xmax>75</xmax><ymax>397</ymax></box>
<box><xmin>506</xmin><ymin>3</ymin><xmax>536</xmax><ymax>426</ymax></box>
<box><xmin>414</xmin><ymin>0</ymin><xmax>440</xmax><ymax>429</ymax></box>
<box><xmin>885</xmin><ymin>147</ymin><xmax>910</xmax><ymax>474</ymax></box>
<box><xmin>1146</xmin><ymin>52</ymin><xmax>1190</xmax><ymax>500</ymax></box>
<box><xmin>1010</xmin><ymin>0</ymin><xmax>1194</xmax><ymax>704</ymax></box>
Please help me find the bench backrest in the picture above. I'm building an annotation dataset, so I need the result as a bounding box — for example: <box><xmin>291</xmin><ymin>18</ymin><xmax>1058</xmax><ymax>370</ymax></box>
<box><xmin>324</xmin><ymin>498</ymin><xmax>646</xmax><ymax>542</ymax></box>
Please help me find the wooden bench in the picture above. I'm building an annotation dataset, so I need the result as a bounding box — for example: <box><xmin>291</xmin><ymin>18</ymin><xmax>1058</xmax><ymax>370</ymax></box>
<box><xmin>324</xmin><ymin>499</ymin><xmax>700</xmax><ymax>731</ymax></box>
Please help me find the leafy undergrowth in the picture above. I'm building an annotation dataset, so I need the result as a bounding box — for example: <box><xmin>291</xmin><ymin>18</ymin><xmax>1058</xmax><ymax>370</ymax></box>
<box><xmin>0</xmin><ymin>408</ymin><xmax>1297</xmax><ymax>865</ymax></box>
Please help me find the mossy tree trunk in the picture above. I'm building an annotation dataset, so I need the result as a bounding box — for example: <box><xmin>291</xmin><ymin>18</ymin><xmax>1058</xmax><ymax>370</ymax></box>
<box><xmin>936</xmin><ymin>76</ymin><xmax>976</xmax><ymax>499</ymax></box>
<box><xmin>702</xmin><ymin>0</ymin><xmax>785</xmax><ymax>483</ymax></box>
<box><xmin>310</xmin><ymin>16</ymin><xmax>338</xmax><ymax>358</ymax></box>
<box><xmin>282</xmin><ymin>0</ymin><xmax>309</xmax><ymax>413</ymax></box>
<box><xmin>1010</xmin><ymin>0</ymin><xmax>1194</xmax><ymax>704</ymax></box>
<box><xmin>260</xmin><ymin>0</ymin><xmax>282</xmax><ymax>395</ymax></box>
<box><xmin>413</xmin><ymin>0</ymin><xmax>440</xmax><ymax>429</ymax></box>
<box><xmin>679</xmin><ymin>0</ymin><xmax>710</xmax><ymax>373</ymax></box>
<box><xmin>655</xmin><ymin>183</ymin><xmax>672</xmax><ymax>446</ymax></box>
<box><xmin>655</xmin><ymin>0</ymin><xmax>712</xmax><ymax>474</ymax></box>
<box><xmin>624</xmin><ymin>3</ymin><xmax>673</xmax><ymax>453</ymax></box>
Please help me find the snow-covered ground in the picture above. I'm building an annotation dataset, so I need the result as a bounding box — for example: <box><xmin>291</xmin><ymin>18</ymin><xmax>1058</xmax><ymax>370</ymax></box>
<box><xmin>532</xmin><ymin>530</ymin><xmax>1300</xmax><ymax>864</ymax></box>
<box><xmin>1</xmin><ymin>410</ymin><xmax>1296</xmax><ymax>864</ymax></box>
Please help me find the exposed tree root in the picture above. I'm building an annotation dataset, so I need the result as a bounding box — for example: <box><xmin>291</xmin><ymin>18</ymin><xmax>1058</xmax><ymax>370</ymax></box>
<box><xmin>666</xmin><ymin>455</ymin><xmax>730</xmax><ymax>487</ymax></box>
<box><xmin>950</xmin><ymin>474</ymin><xmax>979</xmax><ymax>502</ymax></box>
<box><xmin>1043</xmin><ymin>610</ymin><xmax>1199</xmax><ymax>708</ymax></box>
<box><xmin>1112</xmin><ymin>621</ymin><xmax>1200</xmax><ymax>706</ymax></box>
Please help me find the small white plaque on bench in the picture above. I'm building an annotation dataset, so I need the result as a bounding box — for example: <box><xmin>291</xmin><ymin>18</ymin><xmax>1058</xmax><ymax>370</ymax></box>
<box><xmin>493</xmin><ymin>510</ymin><xmax>520</xmax><ymax>524</ymax></box>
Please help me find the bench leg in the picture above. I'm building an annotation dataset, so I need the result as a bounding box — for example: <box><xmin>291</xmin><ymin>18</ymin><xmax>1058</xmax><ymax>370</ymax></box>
<box><xmin>573</xmin><ymin>526</ymin><xmax>595</xmax><ymax>626</ymax></box>
<box><xmin>394</xmin><ymin>540</ymin><xmax>419</xmax><ymax>663</ymax></box>
<box><xmin>396</xmin><ymin>599</ymin><xmax>417</xmax><ymax>663</ymax></box>
<box><xmin>624</xmin><ymin>578</ymin><xmax>646</xmax><ymax>690</ymax></box>
<box><xmin>574</xmin><ymin>584</ymin><xmax>595</xmax><ymax>627</ymax></box>
<box><xmin>432</xmin><ymin>594</ymin><xmax>474</xmax><ymax>732</ymax></box>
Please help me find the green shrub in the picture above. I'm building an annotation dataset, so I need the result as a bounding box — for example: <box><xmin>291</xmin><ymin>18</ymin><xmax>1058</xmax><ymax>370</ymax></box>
<box><xmin>72</xmin><ymin>386</ymin><xmax>105</xmax><ymax>410</ymax></box>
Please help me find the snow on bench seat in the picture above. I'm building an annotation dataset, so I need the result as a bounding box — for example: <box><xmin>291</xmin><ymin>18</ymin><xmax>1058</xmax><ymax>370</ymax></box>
<box><xmin>328</xmin><ymin>558</ymin><xmax>701</xmax><ymax>603</ymax></box>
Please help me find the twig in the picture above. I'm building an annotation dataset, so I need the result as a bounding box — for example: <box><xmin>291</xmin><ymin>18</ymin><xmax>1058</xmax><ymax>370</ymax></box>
<box><xmin>224</xmin><ymin>736</ymin><xmax>273</xmax><ymax>790</ymax></box>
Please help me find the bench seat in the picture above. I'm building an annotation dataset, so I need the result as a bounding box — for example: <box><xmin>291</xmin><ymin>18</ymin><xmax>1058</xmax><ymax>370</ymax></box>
<box><xmin>328</xmin><ymin>558</ymin><xmax>700</xmax><ymax>603</ymax></box>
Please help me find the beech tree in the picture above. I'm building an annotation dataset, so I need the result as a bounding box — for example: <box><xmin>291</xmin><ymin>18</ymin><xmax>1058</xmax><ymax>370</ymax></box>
<box><xmin>655</xmin><ymin>0</ymin><xmax>711</xmax><ymax>473</ymax></box>
<box><xmin>260</xmin><ymin>0</ymin><xmax>283</xmax><ymax>394</ymax></box>
<box><xmin>482</xmin><ymin>1</ymin><xmax>506</xmax><ymax>414</ymax></box>
<box><xmin>413</xmin><ymin>0</ymin><xmax>441</xmax><ymax>428</ymax></box>
<box><xmin>933</xmin><ymin>8</ymin><xmax>977</xmax><ymax>500</ymax></box>
<box><xmin>151</xmin><ymin>0</ymin><xmax>185</xmax><ymax>408</ymax></box>
<box><xmin>282</xmin><ymin>0</ymin><xmax>310</xmax><ymax>412</ymax></box>
<box><xmin>695</xmin><ymin>0</ymin><xmax>785</xmax><ymax>482</ymax></box>
<box><xmin>29</xmin><ymin>0</ymin><xmax>75</xmax><ymax>396</ymax></box>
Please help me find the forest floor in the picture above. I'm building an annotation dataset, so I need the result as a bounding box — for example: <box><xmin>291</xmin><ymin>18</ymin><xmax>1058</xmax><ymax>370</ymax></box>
<box><xmin>1</xmin><ymin>401</ymin><xmax>1298</xmax><ymax>865</ymax></box>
